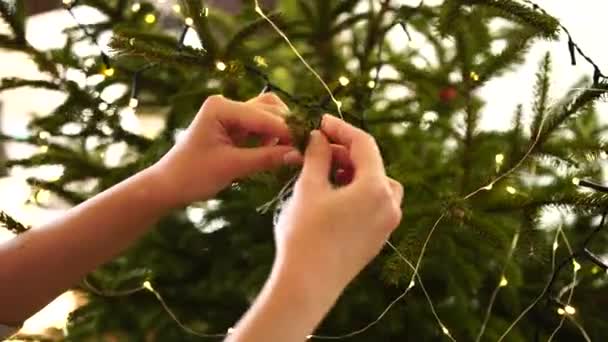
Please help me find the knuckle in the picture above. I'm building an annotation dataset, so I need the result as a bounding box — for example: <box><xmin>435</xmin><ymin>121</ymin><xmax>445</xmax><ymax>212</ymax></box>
<box><xmin>204</xmin><ymin>94</ymin><xmax>225</xmax><ymax>109</ymax></box>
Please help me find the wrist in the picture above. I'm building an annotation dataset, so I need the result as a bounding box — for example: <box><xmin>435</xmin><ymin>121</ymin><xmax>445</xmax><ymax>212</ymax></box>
<box><xmin>138</xmin><ymin>165</ymin><xmax>184</xmax><ymax>212</ymax></box>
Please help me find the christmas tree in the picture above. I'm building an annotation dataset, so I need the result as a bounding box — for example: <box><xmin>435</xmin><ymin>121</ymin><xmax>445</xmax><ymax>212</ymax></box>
<box><xmin>2</xmin><ymin>0</ymin><xmax>608</xmax><ymax>340</ymax></box>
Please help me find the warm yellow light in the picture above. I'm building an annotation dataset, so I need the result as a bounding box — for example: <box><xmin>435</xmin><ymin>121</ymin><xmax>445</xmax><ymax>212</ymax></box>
<box><xmin>557</xmin><ymin>308</ymin><xmax>565</xmax><ymax>315</ymax></box>
<box><xmin>338</xmin><ymin>76</ymin><xmax>350</xmax><ymax>86</ymax></box>
<box><xmin>254</xmin><ymin>55</ymin><xmax>267</xmax><ymax>67</ymax></box>
<box><xmin>185</xmin><ymin>17</ymin><xmax>194</xmax><ymax>26</ymax></box>
<box><xmin>499</xmin><ymin>275</ymin><xmax>508</xmax><ymax>287</ymax></box>
<box><xmin>553</xmin><ymin>240</ymin><xmax>559</xmax><ymax>251</ymax></box>
<box><xmin>573</xmin><ymin>260</ymin><xmax>581</xmax><ymax>272</ymax></box>
<box><xmin>39</xmin><ymin>145</ymin><xmax>49</xmax><ymax>153</ymax></box>
<box><xmin>131</xmin><ymin>2</ymin><xmax>141</xmax><ymax>12</ymax></box>
<box><xmin>102</xmin><ymin>67</ymin><xmax>115</xmax><ymax>77</ymax></box>
<box><xmin>572</xmin><ymin>177</ymin><xmax>580</xmax><ymax>186</ymax></box>
<box><xmin>484</xmin><ymin>183</ymin><xmax>494</xmax><ymax>191</ymax></box>
<box><xmin>36</xmin><ymin>190</ymin><xmax>51</xmax><ymax>204</ymax></box>
<box><xmin>202</xmin><ymin>7</ymin><xmax>209</xmax><ymax>17</ymax></box>
<box><xmin>38</xmin><ymin>131</ymin><xmax>51</xmax><ymax>140</ymax></box>
<box><xmin>129</xmin><ymin>98</ymin><xmax>139</xmax><ymax>108</ymax></box>
<box><xmin>470</xmin><ymin>71</ymin><xmax>480</xmax><ymax>82</ymax></box>
<box><xmin>336</xmin><ymin>100</ymin><xmax>343</xmax><ymax>109</ymax></box>
<box><xmin>564</xmin><ymin>305</ymin><xmax>576</xmax><ymax>315</ymax></box>
<box><xmin>145</xmin><ymin>13</ymin><xmax>156</xmax><ymax>24</ymax></box>
<box><xmin>227</xmin><ymin>327</ymin><xmax>235</xmax><ymax>334</ymax></box>
<box><xmin>216</xmin><ymin>61</ymin><xmax>227</xmax><ymax>71</ymax></box>
<box><xmin>62</xmin><ymin>0</ymin><xmax>73</xmax><ymax>5</ymax></box>
<box><xmin>495</xmin><ymin>153</ymin><xmax>504</xmax><ymax>165</ymax></box>
<box><xmin>367</xmin><ymin>80</ymin><xmax>376</xmax><ymax>88</ymax></box>
<box><xmin>408</xmin><ymin>280</ymin><xmax>415</xmax><ymax>289</ymax></box>
<box><xmin>591</xmin><ymin>266</ymin><xmax>600</xmax><ymax>274</ymax></box>
<box><xmin>441</xmin><ymin>325</ymin><xmax>450</xmax><ymax>335</ymax></box>
<box><xmin>506</xmin><ymin>186</ymin><xmax>517</xmax><ymax>194</ymax></box>
<box><xmin>172</xmin><ymin>4</ymin><xmax>181</xmax><ymax>13</ymax></box>
<box><xmin>600</xmin><ymin>151</ymin><xmax>608</xmax><ymax>160</ymax></box>
<box><xmin>143</xmin><ymin>281</ymin><xmax>153</xmax><ymax>291</ymax></box>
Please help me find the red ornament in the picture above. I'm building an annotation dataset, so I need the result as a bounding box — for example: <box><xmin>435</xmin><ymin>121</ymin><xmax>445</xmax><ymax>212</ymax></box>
<box><xmin>439</xmin><ymin>86</ymin><xmax>458</xmax><ymax>103</ymax></box>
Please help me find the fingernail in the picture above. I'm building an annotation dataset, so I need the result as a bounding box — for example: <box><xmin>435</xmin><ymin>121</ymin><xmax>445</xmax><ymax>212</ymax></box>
<box><xmin>269</xmin><ymin>137</ymin><xmax>280</xmax><ymax>146</ymax></box>
<box><xmin>283</xmin><ymin>150</ymin><xmax>302</xmax><ymax>164</ymax></box>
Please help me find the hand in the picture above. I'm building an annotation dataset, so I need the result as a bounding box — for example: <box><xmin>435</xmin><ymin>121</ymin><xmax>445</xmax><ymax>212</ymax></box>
<box><xmin>274</xmin><ymin>114</ymin><xmax>404</xmax><ymax>294</ymax></box>
<box><xmin>152</xmin><ymin>93</ymin><xmax>302</xmax><ymax>208</ymax></box>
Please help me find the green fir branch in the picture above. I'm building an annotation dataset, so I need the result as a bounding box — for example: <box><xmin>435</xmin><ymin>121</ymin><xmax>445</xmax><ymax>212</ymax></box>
<box><xmin>531</xmin><ymin>52</ymin><xmax>552</xmax><ymax>137</ymax></box>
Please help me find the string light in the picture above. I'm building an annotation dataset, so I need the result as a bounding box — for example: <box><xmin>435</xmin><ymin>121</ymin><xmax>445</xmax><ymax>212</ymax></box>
<box><xmin>185</xmin><ymin>17</ymin><xmax>194</xmax><ymax>26</ymax></box>
<box><xmin>572</xmin><ymin>177</ymin><xmax>580</xmax><ymax>186</ymax></box>
<box><xmin>506</xmin><ymin>186</ymin><xmax>517</xmax><ymax>194</ymax></box>
<box><xmin>227</xmin><ymin>327</ymin><xmax>235</xmax><ymax>334</ymax></box>
<box><xmin>39</xmin><ymin>145</ymin><xmax>49</xmax><ymax>153</ymax></box>
<box><xmin>38</xmin><ymin>131</ymin><xmax>50</xmax><ymax>140</ymax></box>
<box><xmin>144</xmin><ymin>13</ymin><xmax>156</xmax><ymax>24</ymax></box>
<box><xmin>35</xmin><ymin>189</ymin><xmax>51</xmax><ymax>204</ymax></box>
<box><xmin>338</xmin><ymin>76</ymin><xmax>350</xmax><ymax>86</ymax></box>
<box><xmin>367</xmin><ymin>80</ymin><xmax>376</xmax><ymax>88</ymax></box>
<box><xmin>131</xmin><ymin>2</ymin><xmax>141</xmax><ymax>12</ymax></box>
<box><xmin>62</xmin><ymin>0</ymin><xmax>74</xmax><ymax>5</ymax></box>
<box><xmin>470</xmin><ymin>71</ymin><xmax>480</xmax><ymax>81</ymax></box>
<box><xmin>254</xmin><ymin>55</ymin><xmax>268</xmax><ymax>67</ymax></box>
<box><xmin>564</xmin><ymin>305</ymin><xmax>576</xmax><ymax>315</ymax></box>
<box><xmin>483</xmin><ymin>183</ymin><xmax>494</xmax><ymax>190</ymax></box>
<box><xmin>102</xmin><ymin>67</ymin><xmax>115</xmax><ymax>77</ymax></box>
<box><xmin>202</xmin><ymin>7</ymin><xmax>209</xmax><ymax>17</ymax></box>
<box><xmin>600</xmin><ymin>151</ymin><xmax>608</xmax><ymax>160</ymax></box>
<box><xmin>499</xmin><ymin>276</ymin><xmax>508</xmax><ymax>287</ymax></box>
<box><xmin>495</xmin><ymin>153</ymin><xmax>504</xmax><ymax>165</ymax></box>
<box><xmin>573</xmin><ymin>259</ymin><xmax>581</xmax><ymax>272</ymax></box>
<box><xmin>172</xmin><ymin>4</ymin><xmax>181</xmax><ymax>13</ymax></box>
<box><xmin>557</xmin><ymin>308</ymin><xmax>566</xmax><ymax>315</ymax></box>
<box><xmin>553</xmin><ymin>240</ymin><xmax>559</xmax><ymax>251</ymax></box>
<box><xmin>129</xmin><ymin>98</ymin><xmax>139</xmax><ymax>109</ymax></box>
<box><xmin>216</xmin><ymin>61</ymin><xmax>227</xmax><ymax>71</ymax></box>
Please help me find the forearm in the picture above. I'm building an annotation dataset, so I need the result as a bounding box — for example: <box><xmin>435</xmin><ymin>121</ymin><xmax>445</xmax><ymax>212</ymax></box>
<box><xmin>0</xmin><ymin>166</ymin><xmax>174</xmax><ymax>323</ymax></box>
<box><xmin>227</xmin><ymin>258</ymin><xmax>342</xmax><ymax>342</ymax></box>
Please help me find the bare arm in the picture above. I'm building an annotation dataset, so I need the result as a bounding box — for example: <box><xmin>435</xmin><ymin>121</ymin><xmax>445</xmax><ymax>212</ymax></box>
<box><xmin>0</xmin><ymin>93</ymin><xmax>300</xmax><ymax>325</ymax></box>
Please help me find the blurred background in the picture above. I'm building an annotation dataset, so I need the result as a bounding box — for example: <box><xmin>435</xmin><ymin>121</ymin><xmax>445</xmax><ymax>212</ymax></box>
<box><xmin>1</xmin><ymin>0</ymin><xmax>607</xmax><ymax>337</ymax></box>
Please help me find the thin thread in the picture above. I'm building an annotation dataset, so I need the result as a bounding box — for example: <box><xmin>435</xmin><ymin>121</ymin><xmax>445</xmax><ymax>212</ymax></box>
<box><xmin>496</xmin><ymin>227</ymin><xmax>561</xmax><ymax>342</ymax></box>
<box><xmin>253</xmin><ymin>0</ymin><xmax>343</xmax><ymax>119</ymax></box>
<box><xmin>475</xmin><ymin>231</ymin><xmax>520</xmax><ymax>342</ymax></box>
<box><xmin>547</xmin><ymin>230</ymin><xmax>577</xmax><ymax>342</ymax></box>
<box><xmin>567</xmin><ymin>315</ymin><xmax>592</xmax><ymax>342</ymax></box>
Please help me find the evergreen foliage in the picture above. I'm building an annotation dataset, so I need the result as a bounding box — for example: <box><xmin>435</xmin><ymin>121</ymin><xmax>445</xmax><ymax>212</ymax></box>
<box><xmin>1</xmin><ymin>0</ymin><xmax>607</xmax><ymax>340</ymax></box>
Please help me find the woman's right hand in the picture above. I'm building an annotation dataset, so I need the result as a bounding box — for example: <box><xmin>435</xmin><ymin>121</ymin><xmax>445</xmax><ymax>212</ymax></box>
<box><xmin>274</xmin><ymin>114</ymin><xmax>404</xmax><ymax>295</ymax></box>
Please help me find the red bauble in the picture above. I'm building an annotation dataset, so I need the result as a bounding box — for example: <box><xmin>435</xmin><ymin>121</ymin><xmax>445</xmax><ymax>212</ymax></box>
<box><xmin>439</xmin><ymin>86</ymin><xmax>458</xmax><ymax>103</ymax></box>
<box><xmin>335</xmin><ymin>167</ymin><xmax>354</xmax><ymax>186</ymax></box>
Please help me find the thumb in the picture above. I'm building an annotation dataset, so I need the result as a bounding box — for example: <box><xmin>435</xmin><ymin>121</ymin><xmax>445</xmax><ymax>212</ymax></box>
<box><xmin>235</xmin><ymin>145</ymin><xmax>302</xmax><ymax>177</ymax></box>
<box><xmin>300</xmin><ymin>130</ymin><xmax>331</xmax><ymax>186</ymax></box>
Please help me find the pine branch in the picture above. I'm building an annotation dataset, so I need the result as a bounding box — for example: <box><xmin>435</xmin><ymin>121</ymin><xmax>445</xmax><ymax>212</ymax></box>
<box><xmin>0</xmin><ymin>78</ymin><xmax>62</xmax><ymax>92</ymax></box>
<box><xmin>0</xmin><ymin>211</ymin><xmax>30</xmax><ymax>234</ymax></box>
<box><xmin>464</xmin><ymin>0</ymin><xmax>559</xmax><ymax>38</ymax></box>
<box><xmin>531</xmin><ymin>53</ymin><xmax>552</xmax><ymax>137</ymax></box>
<box><xmin>180</xmin><ymin>0</ymin><xmax>218</xmax><ymax>58</ymax></box>
<box><xmin>0</xmin><ymin>0</ymin><xmax>26</xmax><ymax>44</ymax></box>
<box><xmin>224</xmin><ymin>12</ymin><xmax>284</xmax><ymax>57</ymax></box>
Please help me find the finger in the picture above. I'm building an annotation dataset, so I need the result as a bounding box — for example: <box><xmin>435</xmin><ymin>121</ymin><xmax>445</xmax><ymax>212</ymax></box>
<box><xmin>320</xmin><ymin>114</ymin><xmax>384</xmax><ymax>176</ymax></box>
<box><xmin>330</xmin><ymin>144</ymin><xmax>352</xmax><ymax>170</ymax></box>
<box><xmin>248</xmin><ymin>92</ymin><xmax>290</xmax><ymax>114</ymax></box>
<box><xmin>300</xmin><ymin>130</ymin><xmax>332</xmax><ymax>187</ymax></box>
<box><xmin>235</xmin><ymin>145</ymin><xmax>302</xmax><ymax>177</ymax></box>
<box><xmin>387</xmin><ymin>178</ymin><xmax>404</xmax><ymax>207</ymax></box>
<box><xmin>207</xmin><ymin>96</ymin><xmax>292</xmax><ymax>144</ymax></box>
<box><xmin>250</xmin><ymin>103</ymin><xmax>290</xmax><ymax>118</ymax></box>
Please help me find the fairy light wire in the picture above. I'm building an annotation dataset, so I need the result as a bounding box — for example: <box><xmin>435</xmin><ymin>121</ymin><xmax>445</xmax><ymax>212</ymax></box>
<box><xmin>475</xmin><ymin>231</ymin><xmax>520</xmax><ymax>342</ymax></box>
<box><xmin>547</xmin><ymin>229</ymin><xmax>577</xmax><ymax>342</ymax></box>
<box><xmin>253</xmin><ymin>0</ymin><xmax>344</xmax><ymax>119</ymax></box>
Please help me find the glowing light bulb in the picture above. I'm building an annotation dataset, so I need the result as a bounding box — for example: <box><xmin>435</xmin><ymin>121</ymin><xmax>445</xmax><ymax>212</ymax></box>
<box><xmin>557</xmin><ymin>308</ymin><xmax>565</xmax><ymax>315</ymax></box>
<box><xmin>145</xmin><ymin>13</ymin><xmax>156</xmax><ymax>24</ymax></box>
<box><xmin>338</xmin><ymin>76</ymin><xmax>350</xmax><ymax>86</ymax></box>
<box><xmin>600</xmin><ymin>151</ymin><xmax>608</xmax><ymax>160</ymax></box>
<box><xmin>495</xmin><ymin>153</ymin><xmax>504</xmax><ymax>165</ymax></box>
<box><xmin>143</xmin><ymin>281</ymin><xmax>153</xmax><ymax>291</ymax></box>
<box><xmin>216</xmin><ymin>61</ymin><xmax>227</xmax><ymax>71</ymax></box>
<box><xmin>62</xmin><ymin>0</ymin><xmax>73</xmax><ymax>6</ymax></box>
<box><xmin>367</xmin><ymin>80</ymin><xmax>376</xmax><ymax>88</ymax></box>
<box><xmin>172</xmin><ymin>4</ymin><xmax>181</xmax><ymax>13</ymax></box>
<box><xmin>202</xmin><ymin>7</ymin><xmax>209</xmax><ymax>17</ymax></box>
<box><xmin>36</xmin><ymin>190</ymin><xmax>51</xmax><ymax>204</ymax></box>
<box><xmin>129</xmin><ymin>98</ymin><xmax>139</xmax><ymax>108</ymax></box>
<box><xmin>573</xmin><ymin>260</ymin><xmax>581</xmax><ymax>272</ymax></box>
<box><xmin>499</xmin><ymin>275</ymin><xmax>508</xmax><ymax>287</ymax></box>
<box><xmin>572</xmin><ymin>177</ymin><xmax>580</xmax><ymax>186</ymax></box>
<box><xmin>408</xmin><ymin>280</ymin><xmax>415</xmax><ymax>289</ymax></box>
<box><xmin>336</xmin><ymin>100</ymin><xmax>343</xmax><ymax>109</ymax></box>
<box><xmin>506</xmin><ymin>186</ymin><xmax>517</xmax><ymax>194</ymax></box>
<box><xmin>254</xmin><ymin>55</ymin><xmax>268</xmax><ymax>67</ymax></box>
<box><xmin>564</xmin><ymin>305</ymin><xmax>576</xmax><ymax>315</ymax></box>
<box><xmin>592</xmin><ymin>266</ymin><xmax>600</xmax><ymax>274</ymax></box>
<box><xmin>441</xmin><ymin>325</ymin><xmax>450</xmax><ymax>335</ymax></box>
<box><xmin>39</xmin><ymin>131</ymin><xmax>51</xmax><ymax>140</ymax></box>
<box><xmin>484</xmin><ymin>183</ymin><xmax>494</xmax><ymax>191</ymax></box>
<box><xmin>102</xmin><ymin>67</ymin><xmax>115</xmax><ymax>77</ymax></box>
<box><xmin>553</xmin><ymin>240</ymin><xmax>559</xmax><ymax>251</ymax></box>
<box><xmin>227</xmin><ymin>327</ymin><xmax>235</xmax><ymax>334</ymax></box>
<box><xmin>40</xmin><ymin>145</ymin><xmax>49</xmax><ymax>153</ymax></box>
<box><xmin>470</xmin><ymin>71</ymin><xmax>480</xmax><ymax>82</ymax></box>
<box><xmin>185</xmin><ymin>17</ymin><xmax>194</xmax><ymax>26</ymax></box>
<box><xmin>306</xmin><ymin>335</ymin><xmax>312</xmax><ymax>340</ymax></box>
<box><xmin>131</xmin><ymin>2</ymin><xmax>141</xmax><ymax>12</ymax></box>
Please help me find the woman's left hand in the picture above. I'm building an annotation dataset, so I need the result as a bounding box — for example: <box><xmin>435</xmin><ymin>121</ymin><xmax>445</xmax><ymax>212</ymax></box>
<box><xmin>152</xmin><ymin>93</ymin><xmax>302</xmax><ymax>208</ymax></box>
